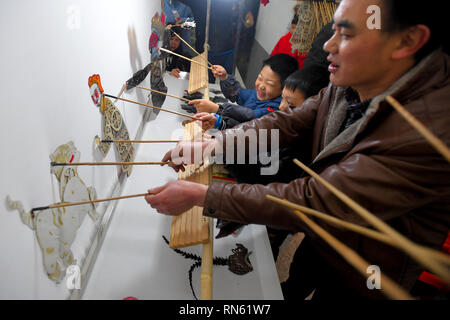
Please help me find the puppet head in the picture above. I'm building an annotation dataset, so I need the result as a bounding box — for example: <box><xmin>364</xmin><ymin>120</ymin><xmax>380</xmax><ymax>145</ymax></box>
<box><xmin>88</xmin><ymin>74</ymin><xmax>105</xmax><ymax>110</ymax></box>
<box><xmin>149</xmin><ymin>12</ymin><xmax>169</xmax><ymax>62</ymax></box>
<box><xmin>49</xmin><ymin>141</ymin><xmax>80</xmax><ymax>180</ymax></box>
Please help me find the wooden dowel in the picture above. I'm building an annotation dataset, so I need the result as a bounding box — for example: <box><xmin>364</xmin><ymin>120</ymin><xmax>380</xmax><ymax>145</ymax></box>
<box><xmin>293</xmin><ymin>158</ymin><xmax>450</xmax><ymax>283</ymax></box>
<box><xmin>136</xmin><ymin>86</ymin><xmax>190</xmax><ymax>103</ymax></box>
<box><xmin>159</xmin><ymin>47</ymin><xmax>214</xmax><ymax>70</ymax></box>
<box><xmin>114</xmin><ymin>82</ymin><xmax>128</xmax><ymax>104</ymax></box>
<box><xmin>266</xmin><ymin>195</ymin><xmax>450</xmax><ymax>266</ymax></box>
<box><xmin>103</xmin><ymin>93</ymin><xmax>198</xmax><ymax>120</ymax></box>
<box><xmin>102</xmin><ymin>139</ymin><xmax>180</xmax><ymax>144</ymax></box>
<box><xmin>171</xmin><ymin>31</ymin><xmax>213</xmax><ymax>67</ymax></box>
<box><xmin>295</xmin><ymin>209</ymin><xmax>414</xmax><ymax>300</ymax></box>
<box><xmin>51</xmin><ymin>161</ymin><xmax>169</xmax><ymax>166</ymax></box>
<box><xmin>266</xmin><ymin>195</ymin><xmax>392</xmax><ymax>244</ymax></box>
<box><xmin>386</xmin><ymin>95</ymin><xmax>450</xmax><ymax>164</ymax></box>
<box><xmin>31</xmin><ymin>192</ymin><xmax>151</xmax><ymax>213</ymax></box>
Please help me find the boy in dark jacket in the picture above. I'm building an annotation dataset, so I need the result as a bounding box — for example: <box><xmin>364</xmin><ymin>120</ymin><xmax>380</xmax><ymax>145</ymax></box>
<box><xmin>166</xmin><ymin>25</ymin><xmax>192</xmax><ymax>78</ymax></box>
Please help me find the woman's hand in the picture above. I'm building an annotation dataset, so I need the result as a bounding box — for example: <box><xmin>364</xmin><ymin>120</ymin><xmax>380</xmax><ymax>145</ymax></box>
<box><xmin>189</xmin><ymin>99</ymin><xmax>219</xmax><ymax>113</ymax></box>
<box><xmin>145</xmin><ymin>180</ymin><xmax>208</xmax><ymax>216</ymax></box>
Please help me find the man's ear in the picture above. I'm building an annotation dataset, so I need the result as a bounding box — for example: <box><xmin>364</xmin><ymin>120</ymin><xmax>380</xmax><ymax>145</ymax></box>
<box><xmin>392</xmin><ymin>24</ymin><xmax>431</xmax><ymax>60</ymax></box>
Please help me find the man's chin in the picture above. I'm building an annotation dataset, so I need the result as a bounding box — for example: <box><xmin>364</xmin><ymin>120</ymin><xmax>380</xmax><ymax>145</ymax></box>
<box><xmin>329</xmin><ymin>74</ymin><xmax>348</xmax><ymax>88</ymax></box>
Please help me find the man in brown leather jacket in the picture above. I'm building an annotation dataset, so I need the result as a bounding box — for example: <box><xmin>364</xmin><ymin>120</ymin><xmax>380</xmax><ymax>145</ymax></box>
<box><xmin>146</xmin><ymin>0</ymin><xmax>449</xmax><ymax>299</ymax></box>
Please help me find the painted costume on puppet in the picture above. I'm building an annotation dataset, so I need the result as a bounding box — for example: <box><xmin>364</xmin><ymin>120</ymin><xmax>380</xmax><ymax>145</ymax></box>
<box><xmin>6</xmin><ymin>141</ymin><xmax>98</xmax><ymax>282</ymax></box>
<box><xmin>89</xmin><ymin>74</ymin><xmax>134</xmax><ymax>177</ymax></box>
<box><xmin>149</xmin><ymin>12</ymin><xmax>170</xmax><ymax>113</ymax></box>
<box><xmin>125</xmin><ymin>12</ymin><xmax>169</xmax><ymax>115</ymax></box>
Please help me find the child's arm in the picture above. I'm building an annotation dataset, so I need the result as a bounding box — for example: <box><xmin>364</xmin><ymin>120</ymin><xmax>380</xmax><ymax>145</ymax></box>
<box><xmin>219</xmin><ymin>74</ymin><xmax>243</xmax><ymax>102</ymax></box>
<box><xmin>221</xmin><ymin>102</ymin><xmax>279</xmax><ymax>122</ymax></box>
<box><xmin>212</xmin><ymin>65</ymin><xmax>247</xmax><ymax>103</ymax></box>
<box><xmin>195</xmin><ymin>110</ymin><xmax>246</xmax><ymax>131</ymax></box>
<box><xmin>221</xmin><ymin>103</ymin><xmax>256</xmax><ymax>123</ymax></box>
<box><xmin>214</xmin><ymin>104</ymin><xmax>260</xmax><ymax>130</ymax></box>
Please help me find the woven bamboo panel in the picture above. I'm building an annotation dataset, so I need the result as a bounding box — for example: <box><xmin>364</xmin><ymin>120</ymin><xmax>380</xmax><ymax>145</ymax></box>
<box><xmin>169</xmin><ymin>120</ymin><xmax>211</xmax><ymax>249</ymax></box>
<box><xmin>187</xmin><ymin>52</ymin><xmax>208</xmax><ymax>94</ymax></box>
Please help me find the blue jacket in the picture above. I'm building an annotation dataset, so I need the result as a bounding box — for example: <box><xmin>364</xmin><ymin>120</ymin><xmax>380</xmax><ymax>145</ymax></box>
<box><xmin>236</xmin><ymin>89</ymin><xmax>282</xmax><ymax>118</ymax></box>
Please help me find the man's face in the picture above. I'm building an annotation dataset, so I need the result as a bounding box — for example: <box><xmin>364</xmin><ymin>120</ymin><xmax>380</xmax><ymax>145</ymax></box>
<box><xmin>255</xmin><ymin>65</ymin><xmax>282</xmax><ymax>101</ymax></box>
<box><xmin>323</xmin><ymin>0</ymin><xmax>397</xmax><ymax>95</ymax></box>
<box><xmin>279</xmin><ymin>87</ymin><xmax>306</xmax><ymax>111</ymax></box>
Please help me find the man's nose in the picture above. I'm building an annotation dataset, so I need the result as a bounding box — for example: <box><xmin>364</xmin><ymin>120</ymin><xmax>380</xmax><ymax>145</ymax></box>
<box><xmin>323</xmin><ymin>32</ymin><xmax>338</xmax><ymax>54</ymax></box>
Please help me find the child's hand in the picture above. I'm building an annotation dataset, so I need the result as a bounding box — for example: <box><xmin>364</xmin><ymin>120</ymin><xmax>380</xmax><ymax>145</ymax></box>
<box><xmin>189</xmin><ymin>99</ymin><xmax>219</xmax><ymax>113</ymax></box>
<box><xmin>212</xmin><ymin>65</ymin><xmax>228</xmax><ymax>81</ymax></box>
<box><xmin>170</xmin><ymin>68</ymin><xmax>181</xmax><ymax>78</ymax></box>
<box><xmin>195</xmin><ymin>112</ymin><xmax>217</xmax><ymax>131</ymax></box>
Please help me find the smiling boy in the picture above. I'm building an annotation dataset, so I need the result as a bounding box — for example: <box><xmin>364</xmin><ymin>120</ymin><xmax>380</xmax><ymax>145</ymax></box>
<box><xmin>191</xmin><ymin>54</ymin><xmax>299</xmax><ymax>130</ymax></box>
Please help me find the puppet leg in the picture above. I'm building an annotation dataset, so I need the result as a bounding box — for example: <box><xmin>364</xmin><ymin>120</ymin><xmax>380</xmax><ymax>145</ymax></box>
<box><xmin>6</xmin><ymin>196</ymin><xmax>35</xmax><ymax>230</ymax></box>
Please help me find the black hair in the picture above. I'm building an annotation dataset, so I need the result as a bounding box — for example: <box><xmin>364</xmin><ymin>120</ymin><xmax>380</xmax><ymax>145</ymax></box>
<box><xmin>291</xmin><ymin>14</ymin><xmax>299</xmax><ymax>25</ymax></box>
<box><xmin>382</xmin><ymin>0</ymin><xmax>448</xmax><ymax>61</ymax></box>
<box><xmin>284</xmin><ymin>66</ymin><xmax>330</xmax><ymax>99</ymax></box>
<box><xmin>169</xmin><ymin>25</ymin><xmax>183</xmax><ymax>39</ymax></box>
<box><xmin>262</xmin><ymin>54</ymin><xmax>299</xmax><ymax>87</ymax></box>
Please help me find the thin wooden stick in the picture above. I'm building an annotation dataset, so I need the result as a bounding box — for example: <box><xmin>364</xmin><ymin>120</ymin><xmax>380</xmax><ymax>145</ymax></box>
<box><xmin>171</xmin><ymin>30</ymin><xmax>213</xmax><ymax>67</ymax></box>
<box><xmin>386</xmin><ymin>95</ymin><xmax>450</xmax><ymax>164</ymax></box>
<box><xmin>51</xmin><ymin>161</ymin><xmax>169</xmax><ymax>166</ymax></box>
<box><xmin>114</xmin><ymin>82</ymin><xmax>128</xmax><ymax>104</ymax></box>
<box><xmin>294</xmin><ymin>209</ymin><xmax>414</xmax><ymax>300</ymax></box>
<box><xmin>101</xmin><ymin>139</ymin><xmax>180</xmax><ymax>144</ymax></box>
<box><xmin>266</xmin><ymin>195</ymin><xmax>450</xmax><ymax>266</ymax></box>
<box><xmin>266</xmin><ymin>195</ymin><xmax>392</xmax><ymax>244</ymax></box>
<box><xmin>31</xmin><ymin>192</ymin><xmax>150</xmax><ymax>214</ymax></box>
<box><xmin>293</xmin><ymin>158</ymin><xmax>450</xmax><ymax>283</ymax></box>
<box><xmin>136</xmin><ymin>86</ymin><xmax>191</xmax><ymax>103</ymax></box>
<box><xmin>159</xmin><ymin>47</ymin><xmax>214</xmax><ymax>70</ymax></box>
<box><xmin>103</xmin><ymin>93</ymin><xmax>197</xmax><ymax>120</ymax></box>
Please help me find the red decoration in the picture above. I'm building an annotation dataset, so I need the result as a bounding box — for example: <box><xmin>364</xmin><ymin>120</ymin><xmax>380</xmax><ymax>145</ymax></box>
<box><xmin>123</xmin><ymin>296</ymin><xmax>138</xmax><ymax>300</ymax></box>
<box><xmin>149</xmin><ymin>33</ymin><xmax>159</xmax><ymax>49</ymax></box>
<box><xmin>267</xmin><ymin>107</ymin><xmax>274</xmax><ymax>112</ymax></box>
<box><xmin>261</xmin><ymin>0</ymin><xmax>270</xmax><ymax>6</ymax></box>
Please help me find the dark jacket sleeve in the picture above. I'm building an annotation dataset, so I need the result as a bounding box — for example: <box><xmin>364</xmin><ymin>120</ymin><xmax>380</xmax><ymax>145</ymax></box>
<box><xmin>221</xmin><ymin>103</ymin><xmax>255</xmax><ymax>122</ymax></box>
<box><xmin>220</xmin><ymin>116</ymin><xmax>242</xmax><ymax>130</ymax></box>
<box><xmin>220</xmin><ymin>74</ymin><xmax>242</xmax><ymax>102</ymax></box>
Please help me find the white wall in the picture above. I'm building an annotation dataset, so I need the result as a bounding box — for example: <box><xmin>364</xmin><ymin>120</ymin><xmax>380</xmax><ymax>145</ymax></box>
<box><xmin>254</xmin><ymin>0</ymin><xmax>297</xmax><ymax>54</ymax></box>
<box><xmin>0</xmin><ymin>0</ymin><xmax>160</xmax><ymax>299</ymax></box>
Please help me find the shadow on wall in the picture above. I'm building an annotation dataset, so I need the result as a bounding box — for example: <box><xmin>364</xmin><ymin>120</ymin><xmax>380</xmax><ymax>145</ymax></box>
<box><xmin>127</xmin><ymin>25</ymin><xmax>154</xmax><ymax>120</ymax></box>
